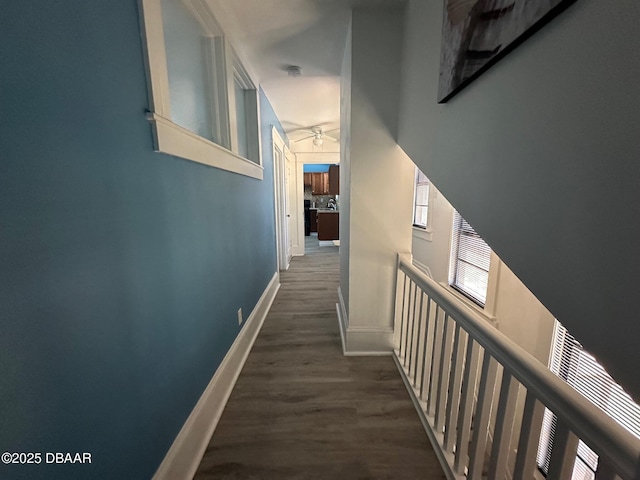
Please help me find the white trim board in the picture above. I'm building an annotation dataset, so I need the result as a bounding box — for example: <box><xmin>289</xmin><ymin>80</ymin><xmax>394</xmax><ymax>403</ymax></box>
<box><xmin>152</xmin><ymin>271</ymin><xmax>280</xmax><ymax>480</ymax></box>
<box><xmin>139</xmin><ymin>0</ymin><xmax>263</xmax><ymax>178</ymax></box>
<box><xmin>337</xmin><ymin>286</ymin><xmax>349</xmax><ymax>354</ymax></box>
<box><xmin>412</xmin><ymin>259</ymin><xmax>433</xmax><ymax>279</ymax></box>
<box><xmin>150</xmin><ymin>114</ymin><xmax>263</xmax><ymax>179</ymax></box>
<box><xmin>296</xmin><ymin>152</ymin><xmax>340</xmax><ymax>164</ymax></box>
<box><xmin>336</xmin><ymin>287</ymin><xmax>393</xmax><ymax>356</ymax></box>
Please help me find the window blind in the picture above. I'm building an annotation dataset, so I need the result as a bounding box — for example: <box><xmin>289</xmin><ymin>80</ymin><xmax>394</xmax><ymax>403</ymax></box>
<box><xmin>449</xmin><ymin>211</ymin><xmax>491</xmax><ymax>305</ymax></box>
<box><xmin>537</xmin><ymin>322</ymin><xmax>640</xmax><ymax>478</ymax></box>
<box><xmin>413</xmin><ymin>169</ymin><xmax>430</xmax><ymax>228</ymax></box>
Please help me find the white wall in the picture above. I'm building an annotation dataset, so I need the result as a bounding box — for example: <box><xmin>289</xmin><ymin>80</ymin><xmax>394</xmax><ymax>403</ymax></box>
<box><xmin>339</xmin><ymin>19</ymin><xmax>352</xmax><ymax>317</ymax></box>
<box><xmin>493</xmin><ymin>261</ymin><xmax>556</xmax><ymax>364</ymax></box>
<box><xmin>339</xmin><ymin>7</ymin><xmax>415</xmax><ymax>352</ymax></box>
<box><xmin>412</xmin><ymin>182</ymin><xmax>556</xmax><ymax>364</ymax></box>
<box><xmin>411</xmin><ymin>187</ymin><xmax>454</xmax><ymax>283</ymax></box>
<box><xmin>398</xmin><ymin>0</ymin><xmax>640</xmax><ymax>400</ymax></box>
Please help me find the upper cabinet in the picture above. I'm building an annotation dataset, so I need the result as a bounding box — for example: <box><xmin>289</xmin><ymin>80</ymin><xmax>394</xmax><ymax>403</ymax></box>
<box><xmin>304</xmin><ymin>167</ymin><xmax>339</xmax><ymax>195</ymax></box>
<box><xmin>328</xmin><ymin>165</ymin><xmax>340</xmax><ymax>195</ymax></box>
<box><xmin>310</xmin><ymin>172</ymin><xmax>329</xmax><ymax>195</ymax></box>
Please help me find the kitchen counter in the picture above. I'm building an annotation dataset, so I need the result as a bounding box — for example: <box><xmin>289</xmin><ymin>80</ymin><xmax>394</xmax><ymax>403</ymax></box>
<box><xmin>311</xmin><ymin>208</ymin><xmax>339</xmax><ymax>213</ymax></box>
<box><xmin>317</xmin><ymin>210</ymin><xmax>339</xmax><ymax>240</ymax></box>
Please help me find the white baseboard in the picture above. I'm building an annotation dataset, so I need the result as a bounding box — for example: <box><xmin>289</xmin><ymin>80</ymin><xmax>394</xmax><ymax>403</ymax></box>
<box><xmin>336</xmin><ymin>286</ymin><xmax>348</xmax><ymax>354</ymax></box>
<box><xmin>318</xmin><ymin>240</ymin><xmax>336</xmax><ymax>247</ymax></box>
<box><xmin>152</xmin><ymin>271</ymin><xmax>280</xmax><ymax>480</ymax></box>
<box><xmin>336</xmin><ymin>286</ymin><xmax>393</xmax><ymax>356</ymax></box>
<box><xmin>342</xmin><ymin>326</ymin><xmax>394</xmax><ymax>356</ymax></box>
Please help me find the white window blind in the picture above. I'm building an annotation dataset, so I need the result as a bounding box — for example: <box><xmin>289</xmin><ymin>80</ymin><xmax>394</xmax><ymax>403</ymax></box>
<box><xmin>448</xmin><ymin>211</ymin><xmax>491</xmax><ymax>305</ymax></box>
<box><xmin>537</xmin><ymin>321</ymin><xmax>640</xmax><ymax>479</ymax></box>
<box><xmin>413</xmin><ymin>168</ymin><xmax>430</xmax><ymax>228</ymax></box>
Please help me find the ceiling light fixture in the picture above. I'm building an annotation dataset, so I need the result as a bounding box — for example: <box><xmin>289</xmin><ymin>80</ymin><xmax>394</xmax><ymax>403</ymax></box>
<box><xmin>286</xmin><ymin>65</ymin><xmax>302</xmax><ymax>77</ymax></box>
<box><xmin>313</xmin><ymin>137</ymin><xmax>323</xmax><ymax>147</ymax></box>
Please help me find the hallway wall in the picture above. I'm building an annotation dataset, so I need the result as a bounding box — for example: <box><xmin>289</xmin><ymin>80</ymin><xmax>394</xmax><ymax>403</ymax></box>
<box><xmin>0</xmin><ymin>2</ymin><xmax>285</xmax><ymax>479</ymax></box>
<box><xmin>340</xmin><ymin>8</ymin><xmax>415</xmax><ymax>350</ymax></box>
<box><xmin>411</xmin><ymin>182</ymin><xmax>556</xmax><ymax>365</ymax></box>
<box><xmin>398</xmin><ymin>0</ymin><xmax>640</xmax><ymax>400</ymax></box>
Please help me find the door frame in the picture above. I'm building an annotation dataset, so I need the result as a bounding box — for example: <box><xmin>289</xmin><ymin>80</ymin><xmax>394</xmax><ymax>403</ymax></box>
<box><xmin>295</xmin><ymin>153</ymin><xmax>340</xmax><ymax>254</ymax></box>
<box><xmin>272</xmin><ymin>127</ymin><xmax>291</xmax><ymax>271</ymax></box>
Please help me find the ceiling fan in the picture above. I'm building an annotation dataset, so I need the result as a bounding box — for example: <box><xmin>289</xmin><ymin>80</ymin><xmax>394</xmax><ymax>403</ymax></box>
<box><xmin>293</xmin><ymin>125</ymin><xmax>339</xmax><ymax>146</ymax></box>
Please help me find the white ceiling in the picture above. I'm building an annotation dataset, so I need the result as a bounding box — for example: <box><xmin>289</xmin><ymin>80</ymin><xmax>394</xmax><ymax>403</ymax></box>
<box><xmin>205</xmin><ymin>0</ymin><xmax>405</xmax><ymax>150</ymax></box>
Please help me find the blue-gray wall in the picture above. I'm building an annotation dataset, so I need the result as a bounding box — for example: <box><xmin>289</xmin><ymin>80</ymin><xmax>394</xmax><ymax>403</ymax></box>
<box><xmin>0</xmin><ymin>1</ymin><xmax>286</xmax><ymax>478</ymax></box>
<box><xmin>398</xmin><ymin>0</ymin><xmax>640</xmax><ymax>400</ymax></box>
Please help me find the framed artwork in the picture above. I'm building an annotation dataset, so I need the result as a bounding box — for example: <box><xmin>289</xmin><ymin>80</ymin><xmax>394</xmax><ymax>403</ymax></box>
<box><xmin>438</xmin><ymin>0</ymin><xmax>577</xmax><ymax>103</ymax></box>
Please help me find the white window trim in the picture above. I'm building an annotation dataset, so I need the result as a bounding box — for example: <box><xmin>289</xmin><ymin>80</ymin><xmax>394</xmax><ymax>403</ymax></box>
<box><xmin>441</xmin><ymin>250</ymin><xmax>499</xmax><ymax>325</ymax></box>
<box><xmin>412</xmin><ymin>225</ymin><xmax>433</xmax><ymax>242</ymax></box>
<box><xmin>229</xmin><ymin>56</ymin><xmax>260</xmax><ymax>162</ymax></box>
<box><xmin>138</xmin><ymin>0</ymin><xmax>263</xmax><ymax>179</ymax></box>
<box><xmin>448</xmin><ymin>211</ymin><xmax>493</xmax><ymax>307</ymax></box>
<box><xmin>439</xmin><ymin>280</ymin><xmax>498</xmax><ymax>326</ymax></box>
<box><xmin>412</xmin><ymin>168</ymin><xmax>433</xmax><ymax>239</ymax></box>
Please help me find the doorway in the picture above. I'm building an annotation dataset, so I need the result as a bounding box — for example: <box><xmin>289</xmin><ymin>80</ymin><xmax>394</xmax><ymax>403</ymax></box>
<box><xmin>301</xmin><ymin>161</ymin><xmax>340</xmax><ymax>254</ymax></box>
<box><xmin>272</xmin><ymin>127</ymin><xmax>293</xmax><ymax>271</ymax></box>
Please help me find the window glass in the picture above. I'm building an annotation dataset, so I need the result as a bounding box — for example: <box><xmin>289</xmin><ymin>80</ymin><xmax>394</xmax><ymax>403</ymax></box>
<box><xmin>161</xmin><ymin>0</ymin><xmax>214</xmax><ymax>141</ymax></box>
<box><xmin>537</xmin><ymin>321</ymin><xmax>640</xmax><ymax>478</ymax></box>
<box><xmin>234</xmin><ymin>78</ymin><xmax>248</xmax><ymax>159</ymax></box>
<box><xmin>449</xmin><ymin>212</ymin><xmax>491</xmax><ymax>305</ymax></box>
<box><xmin>413</xmin><ymin>168</ymin><xmax>430</xmax><ymax>228</ymax></box>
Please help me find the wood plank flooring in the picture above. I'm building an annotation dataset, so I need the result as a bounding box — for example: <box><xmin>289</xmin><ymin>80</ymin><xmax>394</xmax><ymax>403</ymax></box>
<box><xmin>194</xmin><ymin>236</ymin><xmax>446</xmax><ymax>479</ymax></box>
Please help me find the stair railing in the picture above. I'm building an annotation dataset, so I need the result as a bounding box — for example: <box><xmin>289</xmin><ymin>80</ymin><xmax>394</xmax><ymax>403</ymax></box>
<box><xmin>393</xmin><ymin>254</ymin><xmax>640</xmax><ymax>480</ymax></box>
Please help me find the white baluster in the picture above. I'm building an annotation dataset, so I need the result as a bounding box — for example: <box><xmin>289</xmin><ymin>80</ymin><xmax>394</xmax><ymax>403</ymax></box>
<box><xmin>513</xmin><ymin>391</ymin><xmax>545</xmax><ymax>480</ymax></box>
<box><xmin>546</xmin><ymin>419</ymin><xmax>579</xmax><ymax>480</ymax></box>
<box><xmin>407</xmin><ymin>283</ymin><xmax>419</xmax><ymax>374</ymax></box>
<box><xmin>467</xmin><ymin>352</ymin><xmax>498</xmax><ymax>480</ymax></box>
<box><xmin>420</xmin><ymin>297</ymin><xmax>435</xmax><ymax>401</ymax></box>
<box><xmin>454</xmin><ymin>338</ymin><xmax>482</xmax><ymax>475</ymax></box>
<box><xmin>427</xmin><ymin>306</ymin><xmax>443</xmax><ymax>416</ymax></box>
<box><xmin>404</xmin><ymin>280</ymin><xmax>416</xmax><ymax>368</ymax></box>
<box><xmin>397</xmin><ymin>274</ymin><xmax>409</xmax><ymax>358</ymax></box>
<box><xmin>488</xmin><ymin>371</ymin><xmax>520</xmax><ymax>479</ymax></box>
<box><xmin>393</xmin><ymin>270</ymin><xmax>406</xmax><ymax>353</ymax></box>
<box><xmin>412</xmin><ymin>291</ymin><xmax>425</xmax><ymax>386</ymax></box>
<box><xmin>435</xmin><ymin>314</ymin><xmax>454</xmax><ymax>433</ymax></box>
<box><xmin>444</xmin><ymin>324</ymin><xmax>467</xmax><ymax>453</ymax></box>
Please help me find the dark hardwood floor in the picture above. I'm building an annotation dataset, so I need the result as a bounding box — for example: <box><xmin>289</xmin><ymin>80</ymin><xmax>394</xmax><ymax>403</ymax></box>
<box><xmin>194</xmin><ymin>237</ymin><xmax>446</xmax><ymax>479</ymax></box>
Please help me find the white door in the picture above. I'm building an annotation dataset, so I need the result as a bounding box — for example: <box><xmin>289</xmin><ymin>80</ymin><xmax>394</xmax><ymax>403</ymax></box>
<box><xmin>284</xmin><ymin>148</ymin><xmax>294</xmax><ymax>265</ymax></box>
<box><xmin>272</xmin><ymin>128</ymin><xmax>290</xmax><ymax>271</ymax></box>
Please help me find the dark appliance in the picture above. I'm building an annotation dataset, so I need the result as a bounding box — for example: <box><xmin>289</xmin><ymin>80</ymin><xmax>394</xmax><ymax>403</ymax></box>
<box><xmin>304</xmin><ymin>200</ymin><xmax>311</xmax><ymax>236</ymax></box>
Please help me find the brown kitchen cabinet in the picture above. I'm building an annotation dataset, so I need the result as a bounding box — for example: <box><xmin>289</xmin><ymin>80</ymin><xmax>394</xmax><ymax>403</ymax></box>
<box><xmin>311</xmin><ymin>172</ymin><xmax>329</xmax><ymax>195</ymax></box>
<box><xmin>317</xmin><ymin>212</ymin><xmax>339</xmax><ymax>241</ymax></box>
<box><xmin>328</xmin><ymin>165</ymin><xmax>340</xmax><ymax>195</ymax></box>
<box><xmin>303</xmin><ymin>172</ymin><xmax>312</xmax><ymax>187</ymax></box>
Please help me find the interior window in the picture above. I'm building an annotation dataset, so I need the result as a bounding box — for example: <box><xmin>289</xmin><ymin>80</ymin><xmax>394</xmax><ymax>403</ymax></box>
<box><xmin>413</xmin><ymin>168</ymin><xmax>430</xmax><ymax>228</ymax></box>
<box><xmin>448</xmin><ymin>211</ymin><xmax>491</xmax><ymax>305</ymax></box>
<box><xmin>537</xmin><ymin>321</ymin><xmax>640</xmax><ymax>479</ymax></box>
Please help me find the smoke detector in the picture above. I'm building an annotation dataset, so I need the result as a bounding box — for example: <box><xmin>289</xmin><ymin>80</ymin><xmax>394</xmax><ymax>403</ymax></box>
<box><xmin>286</xmin><ymin>65</ymin><xmax>302</xmax><ymax>77</ymax></box>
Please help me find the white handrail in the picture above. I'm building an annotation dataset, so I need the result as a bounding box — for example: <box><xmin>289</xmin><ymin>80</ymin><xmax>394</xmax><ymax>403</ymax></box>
<box><xmin>397</xmin><ymin>256</ymin><xmax>640</xmax><ymax>480</ymax></box>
